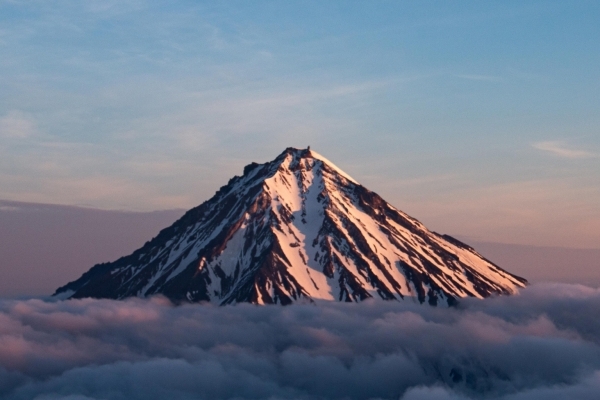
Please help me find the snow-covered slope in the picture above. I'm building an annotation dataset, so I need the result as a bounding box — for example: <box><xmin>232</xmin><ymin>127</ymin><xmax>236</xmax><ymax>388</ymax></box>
<box><xmin>54</xmin><ymin>148</ymin><xmax>527</xmax><ymax>305</ymax></box>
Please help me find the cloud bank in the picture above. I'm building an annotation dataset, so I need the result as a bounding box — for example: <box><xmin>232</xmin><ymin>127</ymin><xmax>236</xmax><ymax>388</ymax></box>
<box><xmin>0</xmin><ymin>283</ymin><xmax>599</xmax><ymax>399</ymax></box>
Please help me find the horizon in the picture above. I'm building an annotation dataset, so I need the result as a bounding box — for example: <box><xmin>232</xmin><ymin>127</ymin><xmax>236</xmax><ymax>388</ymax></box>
<box><xmin>2</xmin><ymin>181</ymin><xmax>599</xmax><ymax>299</ymax></box>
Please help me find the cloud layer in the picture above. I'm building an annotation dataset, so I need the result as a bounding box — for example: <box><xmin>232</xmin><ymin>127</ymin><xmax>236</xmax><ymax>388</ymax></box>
<box><xmin>0</xmin><ymin>283</ymin><xmax>599</xmax><ymax>399</ymax></box>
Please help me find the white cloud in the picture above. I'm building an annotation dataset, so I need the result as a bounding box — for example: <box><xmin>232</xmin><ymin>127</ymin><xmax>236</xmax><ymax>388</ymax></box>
<box><xmin>532</xmin><ymin>141</ymin><xmax>597</xmax><ymax>159</ymax></box>
<box><xmin>455</xmin><ymin>74</ymin><xmax>502</xmax><ymax>82</ymax></box>
<box><xmin>0</xmin><ymin>110</ymin><xmax>36</xmax><ymax>139</ymax></box>
<box><xmin>1</xmin><ymin>284</ymin><xmax>600</xmax><ymax>399</ymax></box>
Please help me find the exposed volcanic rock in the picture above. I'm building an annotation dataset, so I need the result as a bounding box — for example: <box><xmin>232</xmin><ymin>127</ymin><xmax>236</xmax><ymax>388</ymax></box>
<box><xmin>55</xmin><ymin>148</ymin><xmax>527</xmax><ymax>305</ymax></box>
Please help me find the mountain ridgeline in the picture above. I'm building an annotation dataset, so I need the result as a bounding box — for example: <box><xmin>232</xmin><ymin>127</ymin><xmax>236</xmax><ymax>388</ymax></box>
<box><xmin>54</xmin><ymin>148</ymin><xmax>527</xmax><ymax>305</ymax></box>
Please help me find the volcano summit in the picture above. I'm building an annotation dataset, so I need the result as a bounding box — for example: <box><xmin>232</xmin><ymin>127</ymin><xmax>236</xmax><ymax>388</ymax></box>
<box><xmin>55</xmin><ymin>148</ymin><xmax>527</xmax><ymax>305</ymax></box>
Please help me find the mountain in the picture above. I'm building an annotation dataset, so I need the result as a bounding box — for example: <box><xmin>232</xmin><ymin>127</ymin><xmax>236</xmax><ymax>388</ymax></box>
<box><xmin>54</xmin><ymin>147</ymin><xmax>527</xmax><ymax>305</ymax></box>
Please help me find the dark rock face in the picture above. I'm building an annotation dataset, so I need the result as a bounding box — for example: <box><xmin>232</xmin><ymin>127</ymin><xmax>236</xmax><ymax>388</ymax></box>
<box><xmin>54</xmin><ymin>148</ymin><xmax>527</xmax><ymax>305</ymax></box>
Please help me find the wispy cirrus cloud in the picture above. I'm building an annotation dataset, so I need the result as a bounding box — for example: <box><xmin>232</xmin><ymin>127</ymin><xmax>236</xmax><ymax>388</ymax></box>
<box><xmin>532</xmin><ymin>141</ymin><xmax>597</xmax><ymax>159</ymax></box>
<box><xmin>455</xmin><ymin>74</ymin><xmax>502</xmax><ymax>82</ymax></box>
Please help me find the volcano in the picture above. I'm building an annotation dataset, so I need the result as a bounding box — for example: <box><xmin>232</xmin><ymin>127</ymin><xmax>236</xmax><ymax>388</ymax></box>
<box><xmin>54</xmin><ymin>147</ymin><xmax>527</xmax><ymax>305</ymax></box>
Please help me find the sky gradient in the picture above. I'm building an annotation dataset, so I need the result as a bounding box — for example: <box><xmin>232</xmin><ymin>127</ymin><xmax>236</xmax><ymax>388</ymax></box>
<box><xmin>0</xmin><ymin>1</ymin><xmax>599</xmax><ymax>248</ymax></box>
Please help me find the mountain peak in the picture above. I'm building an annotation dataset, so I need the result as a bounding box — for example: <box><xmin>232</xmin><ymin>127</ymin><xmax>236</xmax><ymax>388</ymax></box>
<box><xmin>274</xmin><ymin>146</ymin><xmax>358</xmax><ymax>184</ymax></box>
<box><xmin>55</xmin><ymin>148</ymin><xmax>526</xmax><ymax>305</ymax></box>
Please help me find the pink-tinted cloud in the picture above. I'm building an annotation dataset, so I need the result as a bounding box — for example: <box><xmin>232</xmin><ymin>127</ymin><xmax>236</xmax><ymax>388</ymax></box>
<box><xmin>0</xmin><ymin>283</ymin><xmax>599</xmax><ymax>399</ymax></box>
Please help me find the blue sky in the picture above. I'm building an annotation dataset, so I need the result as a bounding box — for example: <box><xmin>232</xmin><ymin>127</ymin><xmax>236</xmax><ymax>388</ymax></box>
<box><xmin>0</xmin><ymin>1</ymin><xmax>599</xmax><ymax>248</ymax></box>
